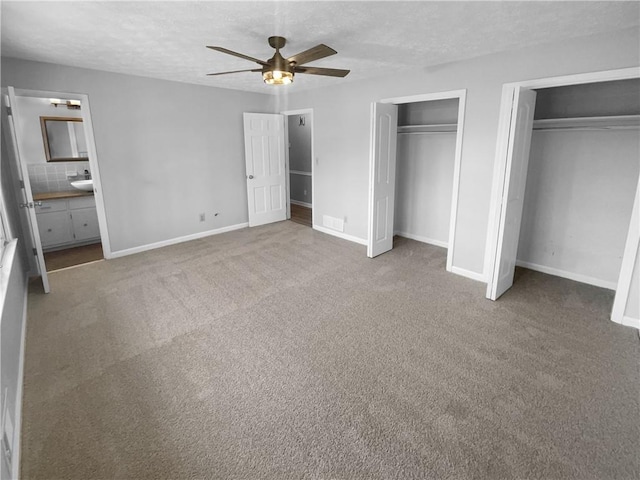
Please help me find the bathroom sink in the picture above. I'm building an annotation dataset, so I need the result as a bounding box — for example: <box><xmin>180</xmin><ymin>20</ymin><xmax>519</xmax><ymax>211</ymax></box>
<box><xmin>70</xmin><ymin>179</ymin><xmax>94</xmax><ymax>192</ymax></box>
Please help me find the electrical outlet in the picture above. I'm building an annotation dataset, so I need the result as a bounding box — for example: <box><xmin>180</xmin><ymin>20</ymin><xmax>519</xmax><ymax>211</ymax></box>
<box><xmin>199</xmin><ymin>213</ymin><xmax>205</xmax><ymax>222</ymax></box>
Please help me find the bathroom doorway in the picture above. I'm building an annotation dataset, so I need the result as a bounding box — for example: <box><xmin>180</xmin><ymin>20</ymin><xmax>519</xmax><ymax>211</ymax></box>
<box><xmin>5</xmin><ymin>87</ymin><xmax>109</xmax><ymax>289</ymax></box>
<box><xmin>283</xmin><ymin>109</ymin><xmax>314</xmax><ymax>228</ymax></box>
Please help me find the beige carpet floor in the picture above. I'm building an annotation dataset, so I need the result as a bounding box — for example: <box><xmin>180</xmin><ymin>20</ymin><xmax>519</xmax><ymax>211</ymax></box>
<box><xmin>22</xmin><ymin>221</ymin><xmax>639</xmax><ymax>479</ymax></box>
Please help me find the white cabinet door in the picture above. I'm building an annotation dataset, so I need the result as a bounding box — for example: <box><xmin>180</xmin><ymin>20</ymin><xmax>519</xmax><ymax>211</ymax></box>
<box><xmin>71</xmin><ymin>208</ymin><xmax>100</xmax><ymax>241</ymax></box>
<box><xmin>38</xmin><ymin>211</ymin><xmax>74</xmax><ymax>247</ymax></box>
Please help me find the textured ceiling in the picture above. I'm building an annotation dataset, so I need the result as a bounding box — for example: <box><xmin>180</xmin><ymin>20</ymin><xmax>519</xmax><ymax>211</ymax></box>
<box><xmin>2</xmin><ymin>1</ymin><xmax>639</xmax><ymax>94</ymax></box>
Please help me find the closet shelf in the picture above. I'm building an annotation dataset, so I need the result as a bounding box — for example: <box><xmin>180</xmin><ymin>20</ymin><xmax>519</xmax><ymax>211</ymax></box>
<box><xmin>397</xmin><ymin>123</ymin><xmax>457</xmax><ymax>134</ymax></box>
<box><xmin>533</xmin><ymin>115</ymin><xmax>640</xmax><ymax>131</ymax></box>
<box><xmin>290</xmin><ymin>170</ymin><xmax>312</xmax><ymax>177</ymax></box>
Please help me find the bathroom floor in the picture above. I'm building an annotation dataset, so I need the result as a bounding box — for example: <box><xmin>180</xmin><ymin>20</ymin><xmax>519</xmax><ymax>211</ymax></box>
<box><xmin>44</xmin><ymin>242</ymin><xmax>104</xmax><ymax>272</ymax></box>
<box><xmin>290</xmin><ymin>204</ymin><xmax>312</xmax><ymax>227</ymax></box>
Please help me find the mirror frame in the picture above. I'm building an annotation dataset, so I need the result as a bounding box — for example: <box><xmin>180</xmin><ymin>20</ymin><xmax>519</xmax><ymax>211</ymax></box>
<box><xmin>39</xmin><ymin>116</ymin><xmax>89</xmax><ymax>162</ymax></box>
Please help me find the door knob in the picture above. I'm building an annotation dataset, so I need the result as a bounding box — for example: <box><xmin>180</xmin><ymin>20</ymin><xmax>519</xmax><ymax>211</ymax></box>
<box><xmin>248</xmin><ymin>175</ymin><xmax>254</xmax><ymax>179</ymax></box>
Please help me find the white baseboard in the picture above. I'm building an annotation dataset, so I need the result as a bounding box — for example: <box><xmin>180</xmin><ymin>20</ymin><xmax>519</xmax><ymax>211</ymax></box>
<box><xmin>290</xmin><ymin>199</ymin><xmax>312</xmax><ymax>208</ymax></box>
<box><xmin>110</xmin><ymin>223</ymin><xmax>249</xmax><ymax>259</ymax></box>
<box><xmin>450</xmin><ymin>266</ymin><xmax>487</xmax><ymax>283</ymax></box>
<box><xmin>313</xmin><ymin>225</ymin><xmax>367</xmax><ymax>246</ymax></box>
<box><xmin>515</xmin><ymin>260</ymin><xmax>616</xmax><ymax>290</ymax></box>
<box><xmin>394</xmin><ymin>231</ymin><xmax>448</xmax><ymax>249</ymax></box>
<box><xmin>620</xmin><ymin>315</ymin><xmax>640</xmax><ymax>330</ymax></box>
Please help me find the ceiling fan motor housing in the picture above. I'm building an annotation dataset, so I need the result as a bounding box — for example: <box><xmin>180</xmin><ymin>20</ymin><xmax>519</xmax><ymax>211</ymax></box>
<box><xmin>266</xmin><ymin>37</ymin><xmax>294</xmax><ymax>75</ymax></box>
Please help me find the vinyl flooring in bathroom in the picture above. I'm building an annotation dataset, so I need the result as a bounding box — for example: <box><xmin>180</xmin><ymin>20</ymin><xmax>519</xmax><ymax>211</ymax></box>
<box><xmin>44</xmin><ymin>242</ymin><xmax>104</xmax><ymax>272</ymax></box>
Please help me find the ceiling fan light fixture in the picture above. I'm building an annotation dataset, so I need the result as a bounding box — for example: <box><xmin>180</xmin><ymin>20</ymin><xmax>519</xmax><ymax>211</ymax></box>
<box><xmin>263</xmin><ymin>70</ymin><xmax>293</xmax><ymax>85</ymax></box>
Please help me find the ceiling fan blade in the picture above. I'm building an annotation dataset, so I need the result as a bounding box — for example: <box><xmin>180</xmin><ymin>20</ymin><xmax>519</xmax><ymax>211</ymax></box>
<box><xmin>294</xmin><ymin>66</ymin><xmax>350</xmax><ymax>77</ymax></box>
<box><xmin>207</xmin><ymin>68</ymin><xmax>263</xmax><ymax>76</ymax></box>
<box><xmin>287</xmin><ymin>44</ymin><xmax>337</xmax><ymax>66</ymax></box>
<box><xmin>206</xmin><ymin>46</ymin><xmax>269</xmax><ymax>66</ymax></box>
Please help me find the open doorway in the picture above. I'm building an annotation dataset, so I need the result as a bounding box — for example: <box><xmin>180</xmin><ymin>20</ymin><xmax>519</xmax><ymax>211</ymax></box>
<box><xmin>485</xmin><ymin>69</ymin><xmax>640</xmax><ymax>328</ymax></box>
<box><xmin>368</xmin><ymin>90</ymin><xmax>466</xmax><ymax>275</ymax></box>
<box><xmin>283</xmin><ymin>109</ymin><xmax>313</xmax><ymax>228</ymax></box>
<box><xmin>4</xmin><ymin>87</ymin><xmax>110</xmax><ymax>290</ymax></box>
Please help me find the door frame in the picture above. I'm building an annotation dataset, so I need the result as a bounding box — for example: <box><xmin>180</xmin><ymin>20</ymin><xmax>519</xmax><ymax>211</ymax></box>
<box><xmin>9</xmin><ymin>87</ymin><xmax>112</xmax><ymax>261</ymax></box>
<box><xmin>281</xmin><ymin>108</ymin><xmax>314</xmax><ymax>226</ymax></box>
<box><xmin>369</xmin><ymin>89</ymin><xmax>467</xmax><ymax>271</ymax></box>
<box><xmin>484</xmin><ymin>67</ymin><xmax>640</xmax><ymax>327</ymax></box>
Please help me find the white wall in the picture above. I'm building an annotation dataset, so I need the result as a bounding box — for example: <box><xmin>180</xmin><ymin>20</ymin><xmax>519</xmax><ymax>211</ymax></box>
<box><xmin>398</xmin><ymin>99</ymin><xmax>459</xmax><ymax>126</ymax></box>
<box><xmin>518</xmin><ymin>129</ymin><xmax>640</xmax><ymax>288</ymax></box>
<box><xmin>534</xmin><ymin>78</ymin><xmax>640</xmax><ymax>119</ymax></box>
<box><xmin>394</xmin><ymin>133</ymin><xmax>456</xmax><ymax>246</ymax></box>
<box><xmin>2</xmin><ymin>57</ymin><xmax>272</xmax><ymax>253</ymax></box>
<box><xmin>278</xmin><ymin>27</ymin><xmax>640</xmax><ymax>278</ymax></box>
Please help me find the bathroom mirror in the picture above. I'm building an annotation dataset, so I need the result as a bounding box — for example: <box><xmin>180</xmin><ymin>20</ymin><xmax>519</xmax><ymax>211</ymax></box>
<box><xmin>39</xmin><ymin>116</ymin><xmax>89</xmax><ymax>162</ymax></box>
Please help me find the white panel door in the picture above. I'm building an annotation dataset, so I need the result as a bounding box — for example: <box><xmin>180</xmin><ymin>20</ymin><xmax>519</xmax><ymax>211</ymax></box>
<box><xmin>6</xmin><ymin>87</ymin><xmax>50</xmax><ymax>292</ymax></box>
<box><xmin>243</xmin><ymin>113</ymin><xmax>287</xmax><ymax>227</ymax></box>
<box><xmin>488</xmin><ymin>88</ymin><xmax>537</xmax><ymax>300</ymax></box>
<box><xmin>367</xmin><ymin>102</ymin><xmax>398</xmax><ymax>258</ymax></box>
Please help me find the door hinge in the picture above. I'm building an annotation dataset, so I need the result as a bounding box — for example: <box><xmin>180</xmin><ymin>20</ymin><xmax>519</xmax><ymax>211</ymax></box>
<box><xmin>32</xmin><ymin>248</ymin><xmax>37</xmax><ymax>256</ymax></box>
<box><xmin>6</xmin><ymin>106</ymin><xmax>12</xmax><ymax>116</ymax></box>
<box><xmin>19</xmin><ymin>180</ymin><xmax>25</xmax><ymax>189</ymax></box>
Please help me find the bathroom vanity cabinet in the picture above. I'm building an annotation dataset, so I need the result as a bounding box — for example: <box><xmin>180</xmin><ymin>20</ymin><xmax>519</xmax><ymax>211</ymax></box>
<box><xmin>35</xmin><ymin>195</ymin><xmax>100</xmax><ymax>250</ymax></box>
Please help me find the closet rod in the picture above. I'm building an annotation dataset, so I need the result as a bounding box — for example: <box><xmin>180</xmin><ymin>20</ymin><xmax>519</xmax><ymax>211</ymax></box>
<box><xmin>397</xmin><ymin>131</ymin><xmax>457</xmax><ymax>135</ymax></box>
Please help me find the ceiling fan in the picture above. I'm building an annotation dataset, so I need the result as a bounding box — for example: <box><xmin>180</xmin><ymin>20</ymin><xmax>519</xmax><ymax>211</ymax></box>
<box><xmin>206</xmin><ymin>36</ymin><xmax>350</xmax><ymax>85</ymax></box>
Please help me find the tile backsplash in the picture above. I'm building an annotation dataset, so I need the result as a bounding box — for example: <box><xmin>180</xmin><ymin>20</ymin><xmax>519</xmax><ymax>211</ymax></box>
<box><xmin>28</xmin><ymin>161</ymin><xmax>91</xmax><ymax>193</ymax></box>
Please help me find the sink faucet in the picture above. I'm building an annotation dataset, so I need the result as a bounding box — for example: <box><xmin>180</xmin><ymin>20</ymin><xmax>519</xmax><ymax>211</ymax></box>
<box><xmin>84</xmin><ymin>169</ymin><xmax>91</xmax><ymax>180</ymax></box>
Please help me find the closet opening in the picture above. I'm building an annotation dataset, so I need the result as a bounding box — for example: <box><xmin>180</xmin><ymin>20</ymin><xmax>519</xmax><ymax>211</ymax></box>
<box><xmin>395</xmin><ymin>98</ymin><xmax>459</xmax><ymax>252</ymax></box>
<box><xmin>486</xmin><ymin>71</ymin><xmax>640</xmax><ymax>327</ymax></box>
<box><xmin>368</xmin><ymin>90</ymin><xmax>466</xmax><ymax>275</ymax></box>
<box><xmin>284</xmin><ymin>110</ymin><xmax>313</xmax><ymax>228</ymax></box>
<box><xmin>517</xmin><ymin>79</ymin><xmax>640</xmax><ymax>293</ymax></box>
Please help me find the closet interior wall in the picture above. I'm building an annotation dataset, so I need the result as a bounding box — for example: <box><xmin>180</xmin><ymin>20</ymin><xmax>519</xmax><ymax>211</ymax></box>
<box><xmin>517</xmin><ymin>79</ymin><xmax>640</xmax><ymax>289</ymax></box>
<box><xmin>394</xmin><ymin>98</ymin><xmax>459</xmax><ymax>248</ymax></box>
